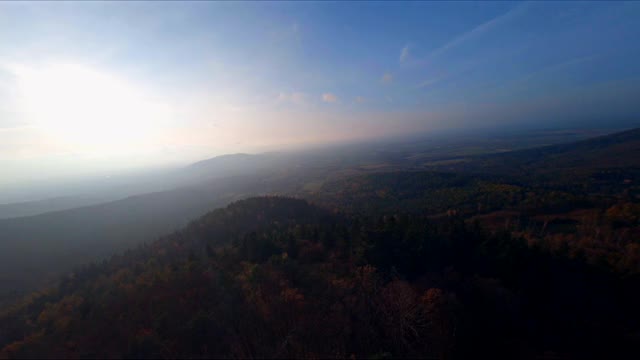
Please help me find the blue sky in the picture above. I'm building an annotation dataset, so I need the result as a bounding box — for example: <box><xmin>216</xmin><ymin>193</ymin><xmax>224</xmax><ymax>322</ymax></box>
<box><xmin>0</xmin><ymin>1</ymin><xmax>639</xmax><ymax>185</ymax></box>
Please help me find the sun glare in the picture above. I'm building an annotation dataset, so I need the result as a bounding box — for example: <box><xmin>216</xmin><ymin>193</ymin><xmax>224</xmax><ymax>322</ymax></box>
<box><xmin>13</xmin><ymin>63</ymin><xmax>168</xmax><ymax>151</ymax></box>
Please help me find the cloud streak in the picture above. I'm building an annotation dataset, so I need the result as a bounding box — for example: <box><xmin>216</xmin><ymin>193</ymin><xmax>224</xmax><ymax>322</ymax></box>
<box><xmin>425</xmin><ymin>2</ymin><xmax>530</xmax><ymax>62</ymax></box>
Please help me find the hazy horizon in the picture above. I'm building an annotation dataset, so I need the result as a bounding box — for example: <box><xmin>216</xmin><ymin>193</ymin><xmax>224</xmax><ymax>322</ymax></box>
<box><xmin>1</xmin><ymin>1</ymin><xmax>640</xmax><ymax>188</ymax></box>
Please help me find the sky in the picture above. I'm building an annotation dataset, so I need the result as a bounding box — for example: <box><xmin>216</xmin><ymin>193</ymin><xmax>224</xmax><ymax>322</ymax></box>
<box><xmin>1</xmin><ymin>1</ymin><xmax>640</xmax><ymax>187</ymax></box>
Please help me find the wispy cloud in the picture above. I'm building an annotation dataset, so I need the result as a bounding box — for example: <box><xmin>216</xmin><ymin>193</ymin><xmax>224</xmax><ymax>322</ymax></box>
<box><xmin>400</xmin><ymin>44</ymin><xmax>411</xmax><ymax>63</ymax></box>
<box><xmin>381</xmin><ymin>73</ymin><xmax>393</xmax><ymax>84</ymax></box>
<box><xmin>355</xmin><ymin>96</ymin><xmax>366</xmax><ymax>104</ymax></box>
<box><xmin>425</xmin><ymin>2</ymin><xmax>530</xmax><ymax>61</ymax></box>
<box><xmin>322</xmin><ymin>93</ymin><xmax>338</xmax><ymax>103</ymax></box>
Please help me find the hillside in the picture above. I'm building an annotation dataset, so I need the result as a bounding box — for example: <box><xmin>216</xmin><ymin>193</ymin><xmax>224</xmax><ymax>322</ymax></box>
<box><xmin>1</xmin><ymin>126</ymin><xmax>640</xmax><ymax>357</ymax></box>
<box><xmin>433</xmin><ymin>127</ymin><xmax>640</xmax><ymax>182</ymax></box>
<box><xmin>486</xmin><ymin>126</ymin><xmax>640</xmax><ymax>170</ymax></box>
<box><xmin>0</xmin><ymin>175</ymin><xmax>282</xmax><ymax>303</ymax></box>
<box><xmin>1</xmin><ymin>197</ymin><xmax>638</xmax><ymax>359</ymax></box>
<box><xmin>1</xmin><ymin>127</ymin><xmax>639</xmax><ymax>305</ymax></box>
<box><xmin>308</xmin><ymin>128</ymin><xmax>640</xmax><ymax>215</ymax></box>
<box><xmin>304</xmin><ymin>129</ymin><xmax>640</xmax><ymax>277</ymax></box>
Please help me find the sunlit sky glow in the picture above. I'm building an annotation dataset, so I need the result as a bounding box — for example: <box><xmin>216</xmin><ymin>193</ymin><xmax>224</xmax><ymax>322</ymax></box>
<box><xmin>1</xmin><ymin>1</ymin><xmax>640</xmax><ymax>186</ymax></box>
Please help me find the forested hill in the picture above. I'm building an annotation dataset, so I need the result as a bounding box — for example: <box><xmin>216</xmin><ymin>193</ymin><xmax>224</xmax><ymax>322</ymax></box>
<box><xmin>1</xmin><ymin>197</ymin><xmax>638</xmax><ymax>359</ymax></box>
<box><xmin>1</xmin><ymin>128</ymin><xmax>639</xmax><ymax>359</ymax></box>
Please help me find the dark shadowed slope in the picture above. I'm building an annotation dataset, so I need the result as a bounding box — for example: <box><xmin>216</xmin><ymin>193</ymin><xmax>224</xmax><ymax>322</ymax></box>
<box><xmin>1</xmin><ymin>197</ymin><xmax>637</xmax><ymax>359</ymax></box>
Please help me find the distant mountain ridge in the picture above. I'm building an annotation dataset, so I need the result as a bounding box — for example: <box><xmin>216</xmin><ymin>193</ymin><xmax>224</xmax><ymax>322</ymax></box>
<box><xmin>187</xmin><ymin>152</ymin><xmax>286</xmax><ymax>177</ymax></box>
<box><xmin>0</xmin><ymin>196</ymin><xmax>106</xmax><ymax>220</ymax></box>
<box><xmin>189</xmin><ymin>153</ymin><xmax>254</xmax><ymax>168</ymax></box>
